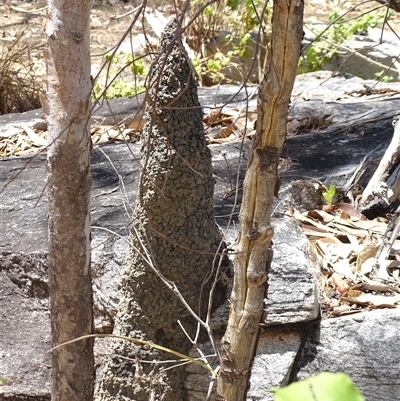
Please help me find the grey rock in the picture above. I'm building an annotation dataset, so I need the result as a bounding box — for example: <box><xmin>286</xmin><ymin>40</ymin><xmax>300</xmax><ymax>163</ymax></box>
<box><xmin>296</xmin><ymin>309</ymin><xmax>400</xmax><ymax>400</ymax></box>
<box><xmin>0</xmin><ymin>253</ymin><xmax>51</xmax><ymax>400</ymax></box>
<box><xmin>91</xmin><ymin>233</ymin><xmax>127</xmax><ymax>332</ymax></box>
<box><xmin>324</xmin><ymin>30</ymin><xmax>400</xmax><ymax>81</ymax></box>
<box><xmin>185</xmin><ymin>341</ymin><xmax>219</xmax><ymax>401</ymax></box>
<box><xmin>264</xmin><ymin>217</ymin><xmax>321</xmax><ymax>326</ymax></box>
<box><xmin>2</xmin><ymin>74</ymin><xmax>400</xmax><ymax>400</ymax></box>
<box><xmin>247</xmin><ymin>327</ymin><xmax>303</xmax><ymax>401</ymax></box>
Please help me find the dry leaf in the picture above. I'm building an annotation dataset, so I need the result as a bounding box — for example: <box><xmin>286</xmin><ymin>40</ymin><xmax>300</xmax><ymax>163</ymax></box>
<box><xmin>307</xmin><ymin>209</ymin><xmax>335</xmax><ymax>223</ymax></box>
<box><xmin>329</xmin><ymin>272</ymin><xmax>350</xmax><ymax>294</ymax></box>
<box><xmin>332</xmin><ymin>260</ymin><xmax>354</xmax><ymax>281</ymax></box>
<box><xmin>335</xmin><ymin>203</ymin><xmax>367</xmax><ymax>220</ymax></box>
<box><xmin>330</xmin><ymin>304</ymin><xmax>353</xmax><ymax>316</ymax></box>
<box><xmin>204</xmin><ymin>108</ymin><xmax>223</xmax><ymax>125</ymax></box>
<box><xmin>315</xmin><ymin>236</ymin><xmax>343</xmax><ymax>245</ymax></box>
<box><xmin>300</xmin><ymin>223</ymin><xmax>336</xmax><ymax>238</ymax></box>
<box><xmin>22</xmin><ymin>125</ymin><xmax>47</xmax><ymax>147</ymax></box>
<box><xmin>287</xmin><ymin>207</ymin><xmax>344</xmax><ymax>236</ymax></box>
<box><xmin>351</xmin><ymin>279</ymin><xmax>400</xmax><ymax>293</ymax></box>
<box><xmin>359</xmin><ymin>257</ymin><xmax>376</xmax><ymax>276</ymax></box>
<box><xmin>349</xmin><ymin>219</ymin><xmax>387</xmax><ymax>234</ymax></box>
<box><xmin>286</xmin><ymin>118</ymin><xmax>303</xmax><ymax>136</ymax></box>
<box><xmin>331</xmin><ymin>220</ymin><xmax>369</xmax><ymax>238</ymax></box>
<box><xmin>234</xmin><ymin>111</ymin><xmax>257</xmax><ymax>132</ymax></box>
<box><xmin>291</xmin><ymin>188</ymin><xmax>400</xmax><ymax>314</ymax></box>
<box><xmin>355</xmin><ymin>245</ymin><xmax>379</xmax><ymax>273</ymax></box>
<box><xmin>344</xmin><ymin>290</ymin><xmax>400</xmax><ymax>307</ymax></box>
<box><xmin>128</xmin><ymin>117</ymin><xmax>145</xmax><ymax>130</ymax></box>
<box><xmin>0</xmin><ymin>126</ymin><xmax>21</xmax><ymax>139</ymax></box>
<box><xmin>219</xmin><ymin>124</ymin><xmax>234</xmax><ymax>138</ymax></box>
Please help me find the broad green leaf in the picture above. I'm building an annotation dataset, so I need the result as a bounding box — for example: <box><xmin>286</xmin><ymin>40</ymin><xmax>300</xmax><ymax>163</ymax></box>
<box><xmin>271</xmin><ymin>372</ymin><xmax>365</xmax><ymax>401</ymax></box>
<box><xmin>326</xmin><ymin>186</ymin><xmax>336</xmax><ymax>196</ymax></box>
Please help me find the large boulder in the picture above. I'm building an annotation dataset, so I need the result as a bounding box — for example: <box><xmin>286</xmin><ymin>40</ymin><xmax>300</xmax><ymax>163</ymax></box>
<box><xmin>2</xmin><ymin>72</ymin><xmax>400</xmax><ymax>400</ymax></box>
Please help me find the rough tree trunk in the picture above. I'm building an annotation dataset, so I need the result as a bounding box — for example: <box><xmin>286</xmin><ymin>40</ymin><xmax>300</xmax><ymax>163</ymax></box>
<box><xmin>44</xmin><ymin>1</ymin><xmax>94</xmax><ymax>400</ymax></box>
<box><xmin>216</xmin><ymin>1</ymin><xmax>304</xmax><ymax>400</ymax></box>
<box><xmin>94</xmin><ymin>19</ymin><xmax>224</xmax><ymax>401</ymax></box>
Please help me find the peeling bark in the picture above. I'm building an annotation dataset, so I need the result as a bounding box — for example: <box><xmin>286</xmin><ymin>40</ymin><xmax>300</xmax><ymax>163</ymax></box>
<box><xmin>360</xmin><ymin>114</ymin><xmax>400</xmax><ymax>212</ymax></box>
<box><xmin>45</xmin><ymin>1</ymin><xmax>94</xmax><ymax>400</ymax></box>
<box><xmin>215</xmin><ymin>1</ymin><xmax>304</xmax><ymax>400</ymax></box>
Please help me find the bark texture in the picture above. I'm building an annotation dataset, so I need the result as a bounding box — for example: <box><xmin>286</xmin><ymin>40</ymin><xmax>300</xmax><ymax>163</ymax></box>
<box><xmin>360</xmin><ymin>114</ymin><xmax>400</xmax><ymax>211</ymax></box>
<box><xmin>373</xmin><ymin>0</ymin><xmax>400</xmax><ymax>12</ymax></box>
<box><xmin>45</xmin><ymin>1</ymin><xmax>94</xmax><ymax>401</ymax></box>
<box><xmin>216</xmin><ymin>1</ymin><xmax>304</xmax><ymax>400</ymax></box>
<box><xmin>94</xmin><ymin>19</ymin><xmax>224</xmax><ymax>401</ymax></box>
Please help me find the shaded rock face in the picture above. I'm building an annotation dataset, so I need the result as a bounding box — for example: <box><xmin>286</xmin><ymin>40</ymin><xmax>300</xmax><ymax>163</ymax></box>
<box><xmin>94</xmin><ymin>20</ymin><xmax>224</xmax><ymax>401</ymax></box>
<box><xmin>0</xmin><ymin>252</ymin><xmax>51</xmax><ymax>401</ymax></box>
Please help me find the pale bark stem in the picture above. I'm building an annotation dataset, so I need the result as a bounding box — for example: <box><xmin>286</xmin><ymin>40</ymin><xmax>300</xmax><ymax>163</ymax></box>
<box><xmin>216</xmin><ymin>1</ymin><xmax>304</xmax><ymax>400</ymax></box>
<box><xmin>45</xmin><ymin>1</ymin><xmax>94</xmax><ymax>400</ymax></box>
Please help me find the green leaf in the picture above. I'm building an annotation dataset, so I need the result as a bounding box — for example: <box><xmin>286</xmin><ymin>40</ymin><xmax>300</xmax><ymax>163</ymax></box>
<box><xmin>131</xmin><ymin>59</ymin><xmax>145</xmax><ymax>76</ymax></box>
<box><xmin>322</xmin><ymin>185</ymin><xmax>336</xmax><ymax>205</ymax></box>
<box><xmin>326</xmin><ymin>185</ymin><xmax>336</xmax><ymax>196</ymax></box>
<box><xmin>227</xmin><ymin>0</ymin><xmax>240</xmax><ymax>10</ymax></box>
<box><xmin>272</xmin><ymin>372</ymin><xmax>365</xmax><ymax>401</ymax></box>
